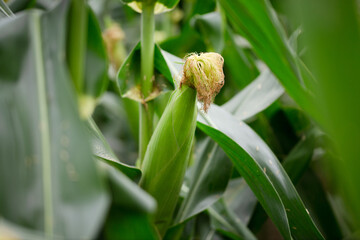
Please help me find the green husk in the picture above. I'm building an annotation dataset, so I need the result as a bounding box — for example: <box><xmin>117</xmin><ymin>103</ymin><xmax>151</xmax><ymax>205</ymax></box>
<box><xmin>140</xmin><ymin>85</ymin><xmax>197</xmax><ymax>236</ymax></box>
<box><xmin>140</xmin><ymin>52</ymin><xmax>224</xmax><ymax>236</ymax></box>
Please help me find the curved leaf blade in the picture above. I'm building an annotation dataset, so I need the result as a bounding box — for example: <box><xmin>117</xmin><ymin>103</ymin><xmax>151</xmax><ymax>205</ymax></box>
<box><xmin>197</xmin><ymin>105</ymin><xmax>324</xmax><ymax>239</ymax></box>
<box><xmin>218</xmin><ymin>0</ymin><xmax>316</xmax><ymax>118</ymax></box>
<box><xmin>223</xmin><ymin>69</ymin><xmax>284</xmax><ymax>120</ymax></box>
<box><xmin>86</xmin><ymin>118</ymin><xmax>142</xmax><ymax>181</ymax></box>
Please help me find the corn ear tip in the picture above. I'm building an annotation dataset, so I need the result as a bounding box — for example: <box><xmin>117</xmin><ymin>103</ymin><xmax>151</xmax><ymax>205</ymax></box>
<box><xmin>180</xmin><ymin>52</ymin><xmax>225</xmax><ymax>112</ymax></box>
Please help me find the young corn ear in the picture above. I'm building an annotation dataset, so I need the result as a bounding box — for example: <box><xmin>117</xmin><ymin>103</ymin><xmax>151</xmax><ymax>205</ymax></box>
<box><xmin>140</xmin><ymin>52</ymin><xmax>224</xmax><ymax>236</ymax></box>
<box><xmin>140</xmin><ymin>85</ymin><xmax>197</xmax><ymax>236</ymax></box>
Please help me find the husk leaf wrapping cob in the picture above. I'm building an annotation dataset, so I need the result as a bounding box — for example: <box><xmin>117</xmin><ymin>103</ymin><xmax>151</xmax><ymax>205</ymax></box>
<box><xmin>140</xmin><ymin>52</ymin><xmax>224</xmax><ymax>236</ymax></box>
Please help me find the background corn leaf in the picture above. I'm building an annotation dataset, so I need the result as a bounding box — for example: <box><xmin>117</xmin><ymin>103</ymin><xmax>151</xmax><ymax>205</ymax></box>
<box><xmin>117</xmin><ymin>42</ymin><xmax>174</xmax><ymax>101</ymax></box>
<box><xmin>218</xmin><ymin>0</ymin><xmax>316</xmax><ymax>119</ymax></box>
<box><xmin>84</xmin><ymin>6</ymin><xmax>108</xmax><ymax>99</ymax></box>
<box><xmin>0</xmin><ymin>1</ymin><xmax>109</xmax><ymax>238</ymax></box>
<box><xmin>190</xmin><ymin>12</ymin><xmax>225</xmax><ymax>53</ymax></box>
<box><xmin>197</xmin><ymin>105</ymin><xmax>324</xmax><ymax>239</ymax></box>
<box><xmin>0</xmin><ymin>0</ymin><xmax>13</xmax><ymax>17</ymax></box>
<box><xmin>7</xmin><ymin>0</ymin><xmax>35</xmax><ymax>13</ymax></box>
<box><xmin>293</xmin><ymin>0</ymin><xmax>360</xmax><ymax>228</ymax></box>
<box><xmin>208</xmin><ymin>198</ymin><xmax>256</xmax><ymax>240</ymax></box>
<box><xmin>221</xmin><ymin>28</ymin><xmax>259</xmax><ymax>90</ymax></box>
<box><xmin>222</xmin><ymin>178</ymin><xmax>257</xmax><ymax>226</ymax></box>
<box><xmin>103</xmin><ymin>168</ymin><xmax>158</xmax><ymax>240</ymax></box>
<box><xmin>190</xmin><ymin>11</ymin><xmax>259</xmax><ymax>90</ymax></box>
<box><xmin>223</xmin><ymin>69</ymin><xmax>284</xmax><ymax>120</ymax></box>
<box><xmin>0</xmin><ymin>218</ymin><xmax>49</xmax><ymax>240</ymax></box>
<box><xmin>87</xmin><ymin>118</ymin><xmax>142</xmax><ymax>181</ymax></box>
<box><xmin>296</xmin><ymin>170</ymin><xmax>343</xmax><ymax>239</ymax></box>
<box><xmin>175</xmin><ymin>139</ymin><xmax>233</xmax><ymax>224</ymax></box>
<box><xmin>282</xmin><ymin>129</ymin><xmax>319</xmax><ymax>184</ymax></box>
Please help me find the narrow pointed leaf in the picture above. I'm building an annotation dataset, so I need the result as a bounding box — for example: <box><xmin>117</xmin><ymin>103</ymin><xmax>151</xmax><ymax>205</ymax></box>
<box><xmin>218</xmin><ymin>0</ymin><xmax>317</xmax><ymax>118</ymax></box>
<box><xmin>86</xmin><ymin>118</ymin><xmax>141</xmax><ymax>181</ymax></box>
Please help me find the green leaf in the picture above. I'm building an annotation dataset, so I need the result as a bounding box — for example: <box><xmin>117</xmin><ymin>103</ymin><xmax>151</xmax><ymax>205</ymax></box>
<box><xmin>0</xmin><ymin>0</ymin><xmax>14</xmax><ymax>18</ymax></box>
<box><xmin>108</xmin><ymin>168</ymin><xmax>156</xmax><ymax>214</ymax></box>
<box><xmin>175</xmin><ymin>139</ymin><xmax>233</xmax><ymax>224</ymax></box>
<box><xmin>84</xmin><ymin>6</ymin><xmax>108</xmax><ymax>99</ymax></box>
<box><xmin>0</xmin><ymin>218</ymin><xmax>48</xmax><ymax>240</ymax></box>
<box><xmin>197</xmin><ymin>105</ymin><xmax>324</xmax><ymax>239</ymax></box>
<box><xmin>297</xmin><ymin>170</ymin><xmax>343</xmax><ymax>239</ymax></box>
<box><xmin>86</xmin><ymin>118</ymin><xmax>142</xmax><ymax>182</ymax></box>
<box><xmin>294</xmin><ymin>0</ymin><xmax>360</xmax><ymax>227</ymax></box>
<box><xmin>104</xmin><ymin>206</ymin><xmax>158</xmax><ymax>240</ymax></box>
<box><xmin>190</xmin><ymin>12</ymin><xmax>225</xmax><ymax>53</ymax></box>
<box><xmin>223</xmin><ymin>69</ymin><xmax>284</xmax><ymax>120</ymax></box>
<box><xmin>7</xmin><ymin>0</ymin><xmax>35</xmax><ymax>13</ymax></box>
<box><xmin>218</xmin><ymin>0</ymin><xmax>316</xmax><ymax>118</ymax></box>
<box><xmin>208</xmin><ymin>199</ymin><xmax>256</xmax><ymax>240</ymax></box>
<box><xmin>282</xmin><ymin>129</ymin><xmax>319</xmax><ymax>184</ymax></box>
<box><xmin>222</xmin><ymin>178</ymin><xmax>257</xmax><ymax>225</ymax></box>
<box><xmin>0</xmin><ymin>2</ymin><xmax>109</xmax><ymax>238</ymax></box>
<box><xmin>160</xmin><ymin>49</ymin><xmax>184</xmax><ymax>84</ymax></box>
<box><xmin>222</xmin><ymin>28</ymin><xmax>259</xmax><ymax>89</ymax></box>
<box><xmin>104</xmin><ymin>169</ymin><xmax>158</xmax><ymax>239</ymax></box>
<box><xmin>116</xmin><ymin>42</ymin><xmax>174</xmax><ymax>102</ymax></box>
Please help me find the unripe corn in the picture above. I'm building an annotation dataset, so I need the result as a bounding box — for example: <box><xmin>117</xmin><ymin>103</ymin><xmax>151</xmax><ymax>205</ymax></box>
<box><xmin>140</xmin><ymin>85</ymin><xmax>197</xmax><ymax>235</ymax></box>
<box><xmin>140</xmin><ymin>52</ymin><xmax>224</xmax><ymax>236</ymax></box>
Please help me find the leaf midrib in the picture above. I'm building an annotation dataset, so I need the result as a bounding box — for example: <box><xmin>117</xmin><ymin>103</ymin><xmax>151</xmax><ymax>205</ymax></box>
<box><xmin>32</xmin><ymin>12</ymin><xmax>54</xmax><ymax>237</ymax></box>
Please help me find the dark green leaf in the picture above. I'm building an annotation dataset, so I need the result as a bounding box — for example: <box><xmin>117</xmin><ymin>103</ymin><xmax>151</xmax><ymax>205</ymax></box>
<box><xmin>108</xmin><ymin>168</ymin><xmax>156</xmax><ymax>214</ymax></box>
<box><xmin>197</xmin><ymin>105</ymin><xmax>324</xmax><ymax>239</ymax></box>
<box><xmin>218</xmin><ymin>0</ymin><xmax>317</xmax><ymax>118</ymax></box>
<box><xmin>84</xmin><ymin>6</ymin><xmax>108</xmax><ymax>99</ymax></box>
<box><xmin>222</xmin><ymin>28</ymin><xmax>259</xmax><ymax>89</ymax></box>
<box><xmin>208</xmin><ymin>199</ymin><xmax>256</xmax><ymax>240</ymax></box>
<box><xmin>87</xmin><ymin>118</ymin><xmax>142</xmax><ymax>182</ymax></box>
<box><xmin>282</xmin><ymin>129</ymin><xmax>319</xmax><ymax>184</ymax></box>
<box><xmin>295</xmin><ymin>0</ymin><xmax>360</xmax><ymax>227</ymax></box>
<box><xmin>297</xmin><ymin>170</ymin><xmax>343</xmax><ymax>240</ymax></box>
<box><xmin>8</xmin><ymin>0</ymin><xmax>35</xmax><ymax>13</ymax></box>
<box><xmin>116</xmin><ymin>42</ymin><xmax>174</xmax><ymax>102</ymax></box>
<box><xmin>104</xmin><ymin>206</ymin><xmax>158</xmax><ymax>240</ymax></box>
<box><xmin>175</xmin><ymin>139</ymin><xmax>233</xmax><ymax>224</ymax></box>
<box><xmin>0</xmin><ymin>2</ymin><xmax>109</xmax><ymax>238</ymax></box>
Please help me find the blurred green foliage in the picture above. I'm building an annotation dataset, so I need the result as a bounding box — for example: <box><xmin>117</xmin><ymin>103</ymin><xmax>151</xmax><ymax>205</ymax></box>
<box><xmin>0</xmin><ymin>0</ymin><xmax>359</xmax><ymax>239</ymax></box>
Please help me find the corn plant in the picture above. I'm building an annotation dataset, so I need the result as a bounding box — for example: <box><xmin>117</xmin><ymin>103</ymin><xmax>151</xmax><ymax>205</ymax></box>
<box><xmin>1</xmin><ymin>0</ymin><xmax>360</xmax><ymax>239</ymax></box>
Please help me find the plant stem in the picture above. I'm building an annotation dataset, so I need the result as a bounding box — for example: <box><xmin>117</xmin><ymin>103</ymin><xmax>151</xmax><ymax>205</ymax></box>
<box><xmin>139</xmin><ymin>2</ymin><xmax>155</xmax><ymax>164</ymax></box>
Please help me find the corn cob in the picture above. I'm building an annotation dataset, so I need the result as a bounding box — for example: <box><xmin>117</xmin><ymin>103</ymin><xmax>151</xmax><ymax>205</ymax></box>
<box><xmin>140</xmin><ymin>52</ymin><xmax>224</xmax><ymax>236</ymax></box>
